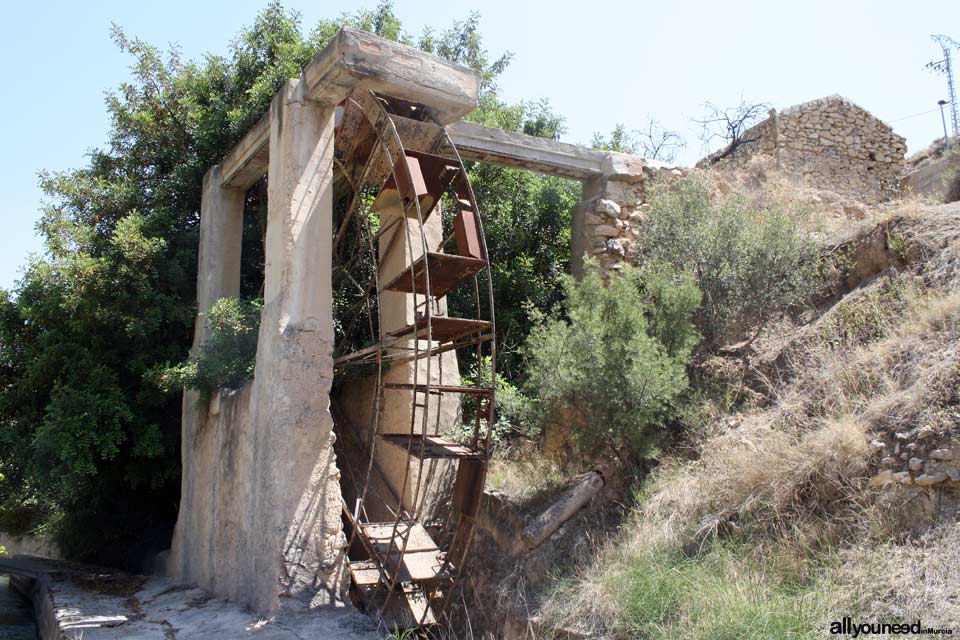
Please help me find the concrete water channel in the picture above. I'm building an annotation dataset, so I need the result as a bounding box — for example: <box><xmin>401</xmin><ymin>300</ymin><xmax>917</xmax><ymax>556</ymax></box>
<box><xmin>0</xmin><ymin>575</ymin><xmax>36</xmax><ymax>640</ymax></box>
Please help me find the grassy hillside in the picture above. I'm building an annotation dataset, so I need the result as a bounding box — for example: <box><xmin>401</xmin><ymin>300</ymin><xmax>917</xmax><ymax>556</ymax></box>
<box><xmin>487</xmin><ymin>195</ymin><xmax>960</xmax><ymax>640</ymax></box>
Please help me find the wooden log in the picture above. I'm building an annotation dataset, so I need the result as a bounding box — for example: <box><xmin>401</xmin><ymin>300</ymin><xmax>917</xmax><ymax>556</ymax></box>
<box><xmin>517</xmin><ymin>471</ymin><xmax>604</xmax><ymax>551</ymax></box>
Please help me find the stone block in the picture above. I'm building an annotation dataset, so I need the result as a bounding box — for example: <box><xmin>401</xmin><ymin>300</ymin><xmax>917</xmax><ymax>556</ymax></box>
<box><xmin>915</xmin><ymin>472</ymin><xmax>948</xmax><ymax>486</ymax></box>
<box><xmin>592</xmin><ymin>225</ymin><xmax>619</xmax><ymax>237</ymax></box>
<box><xmin>595</xmin><ymin>198</ymin><xmax>622</xmax><ymax>218</ymax></box>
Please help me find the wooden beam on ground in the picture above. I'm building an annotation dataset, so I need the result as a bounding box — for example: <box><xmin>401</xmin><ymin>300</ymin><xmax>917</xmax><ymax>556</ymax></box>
<box><xmin>517</xmin><ymin>471</ymin><xmax>604</xmax><ymax>551</ymax></box>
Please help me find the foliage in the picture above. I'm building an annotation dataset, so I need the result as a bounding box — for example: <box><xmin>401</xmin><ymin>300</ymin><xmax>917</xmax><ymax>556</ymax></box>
<box><xmin>638</xmin><ymin>176</ymin><xmax>823</xmax><ymax>346</ymax></box>
<box><xmin>0</xmin><ymin>1</ymin><xmax>570</xmax><ymax>566</ymax></box>
<box><xmin>450</xmin><ymin>99</ymin><xmax>582</xmax><ymax>379</ymax></box>
<box><xmin>0</xmin><ymin>472</ymin><xmax>4</xmax><ymax>555</ymax></box>
<box><xmin>541</xmin><ymin>279</ymin><xmax>960</xmax><ymax>639</ymax></box>
<box><xmin>592</xmin><ymin>124</ymin><xmax>640</xmax><ymax>154</ymax></box>
<box><xmin>0</xmin><ymin>213</ymin><xmax>182</xmax><ymax>563</ymax></box>
<box><xmin>451</xmin><ymin>356</ymin><xmax>536</xmax><ymax>447</ymax></box>
<box><xmin>523</xmin><ymin>262</ymin><xmax>700</xmax><ymax>461</ymax></box>
<box><xmin>155</xmin><ymin>298</ymin><xmax>262</xmax><ymax>401</ymax></box>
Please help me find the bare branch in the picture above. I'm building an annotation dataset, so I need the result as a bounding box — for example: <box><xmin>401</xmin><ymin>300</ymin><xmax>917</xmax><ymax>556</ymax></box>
<box><xmin>592</xmin><ymin>119</ymin><xmax>686</xmax><ymax>162</ymax></box>
<box><xmin>693</xmin><ymin>96</ymin><xmax>771</xmax><ymax>163</ymax></box>
<box><xmin>637</xmin><ymin>119</ymin><xmax>686</xmax><ymax>163</ymax></box>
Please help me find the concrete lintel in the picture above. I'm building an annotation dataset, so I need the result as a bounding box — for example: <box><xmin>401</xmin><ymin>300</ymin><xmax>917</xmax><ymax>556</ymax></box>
<box><xmin>220</xmin><ymin>112</ymin><xmax>270</xmax><ymax>189</ymax></box>
<box><xmin>448</xmin><ymin>121</ymin><xmax>665</xmax><ymax>182</ymax></box>
<box><xmin>603</xmin><ymin>151</ymin><xmax>675</xmax><ymax>182</ymax></box>
<box><xmin>302</xmin><ymin>27</ymin><xmax>480</xmax><ymax>124</ymax></box>
<box><xmin>449</xmin><ymin>121</ymin><xmax>607</xmax><ymax>180</ymax></box>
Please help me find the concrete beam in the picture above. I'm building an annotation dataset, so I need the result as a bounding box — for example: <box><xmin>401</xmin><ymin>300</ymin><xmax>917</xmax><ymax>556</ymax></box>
<box><xmin>220</xmin><ymin>113</ymin><xmax>270</xmax><ymax>190</ymax></box>
<box><xmin>215</xmin><ymin>27</ymin><xmax>663</xmax><ymax>195</ymax></box>
<box><xmin>448</xmin><ymin>121</ymin><xmax>608</xmax><ymax>180</ymax></box>
<box><xmin>302</xmin><ymin>27</ymin><xmax>480</xmax><ymax>124</ymax></box>
<box><xmin>448</xmin><ymin>122</ymin><xmax>670</xmax><ymax>181</ymax></box>
<box><xmin>217</xmin><ymin>27</ymin><xmax>481</xmax><ymax>189</ymax></box>
<box><xmin>217</xmin><ymin>113</ymin><xmax>662</xmax><ymax>192</ymax></box>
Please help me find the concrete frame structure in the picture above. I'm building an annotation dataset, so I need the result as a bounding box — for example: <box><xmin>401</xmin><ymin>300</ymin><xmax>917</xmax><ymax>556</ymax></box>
<box><xmin>168</xmin><ymin>27</ymin><xmax>661</xmax><ymax>615</ymax></box>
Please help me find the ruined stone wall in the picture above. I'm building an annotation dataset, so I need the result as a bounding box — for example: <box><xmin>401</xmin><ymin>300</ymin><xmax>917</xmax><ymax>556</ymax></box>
<box><xmin>573</xmin><ymin>161</ymin><xmax>685</xmax><ymax>275</ymax></box>
<box><xmin>700</xmin><ymin>96</ymin><xmax>907</xmax><ymax>203</ymax></box>
<box><xmin>578</xmin><ymin>178</ymin><xmax>643</xmax><ymax>273</ymax></box>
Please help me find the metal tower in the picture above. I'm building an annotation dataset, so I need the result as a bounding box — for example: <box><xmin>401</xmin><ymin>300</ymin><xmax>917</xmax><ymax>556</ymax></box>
<box><xmin>926</xmin><ymin>35</ymin><xmax>960</xmax><ymax>138</ymax></box>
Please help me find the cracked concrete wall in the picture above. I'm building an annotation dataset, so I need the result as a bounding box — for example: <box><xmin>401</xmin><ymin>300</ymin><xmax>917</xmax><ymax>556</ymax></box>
<box><xmin>168</xmin><ymin>79</ymin><xmax>348</xmax><ymax>614</ymax></box>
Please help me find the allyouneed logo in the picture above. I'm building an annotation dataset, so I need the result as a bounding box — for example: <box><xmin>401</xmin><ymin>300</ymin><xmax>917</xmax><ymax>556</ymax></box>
<box><xmin>830</xmin><ymin>618</ymin><xmax>954</xmax><ymax>637</ymax></box>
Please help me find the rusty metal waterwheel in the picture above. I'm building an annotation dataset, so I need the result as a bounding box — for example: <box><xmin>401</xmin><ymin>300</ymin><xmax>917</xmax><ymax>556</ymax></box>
<box><xmin>331</xmin><ymin>89</ymin><xmax>496</xmax><ymax>632</ymax></box>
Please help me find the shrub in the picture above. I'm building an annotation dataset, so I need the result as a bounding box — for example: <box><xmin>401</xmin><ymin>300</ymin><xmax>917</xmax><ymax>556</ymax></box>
<box><xmin>523</xmin><ymin>262</ymin><xmax>700</xmax><ymax>461</ymax></box>
<box><xmin>156</xmin><ymin>297</ymin><xmax>262</xmax><ymax>400</ymax></box>
<box><xmin>942</xmin><ymin>147</ymin><xmax>960</xmax><ymax>203</ymax></box>
<box><xmin>453</xmin><ymin>356</ymin><xmax>536</xmax><ymax>446</ymax></box>
<box><xmin>638</xmin><ymin>176</ymin><xmax>823</xmax><ymax>346</ymax></box>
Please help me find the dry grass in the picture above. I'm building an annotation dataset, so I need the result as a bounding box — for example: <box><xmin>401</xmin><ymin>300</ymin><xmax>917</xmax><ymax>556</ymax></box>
<box><xmin>485</xmin><ymin>446</ymin><xmax>564</xmax><ymax>503</ymax></box>
<box><xmin>697</xmin><ymin>158</ymin><xmax>929</xmax><ymax>242</ymax></box>
<box><xmin>539</xmin><ymin>414</ymin><xmax>878</xmax><ymax>638</ymax></box>
<box><xmin>826</xmin><ymin>522</ymin><xmax>960</xmax><ymax>633</ymax></box>
<box><xmin>657</xmin><ymin>416</ymin><xmax>875</xmax><ymax>545</ymax></box>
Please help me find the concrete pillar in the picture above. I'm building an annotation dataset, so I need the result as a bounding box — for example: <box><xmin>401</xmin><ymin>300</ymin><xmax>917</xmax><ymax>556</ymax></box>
<box><xmin>168</xmin><ymin>79</ymin><xmax>347</xmax><ymax>614</ymax></box>
<box><xmin>571</xmin><ymin>176</ymin><xmax>607</xmax><ymax>278</ymax></box>
<box><xmin>244</xmin><ymin>78</ymin><xmax>345</xmax><ymax>611</ymax></box>
<box><xmin>376</xmin><ymin>208</ymin><xmax>460</xmax><ymax>519</ymax></box>
<box><xmin>194</xmin><ymin>167</ymin><xmax>245</xmax><ymax>346</ymax></box>
<box><xmin>167</xmin><ymin>165</ymin><xmax>244</xmax><ymax>589</ymax></box>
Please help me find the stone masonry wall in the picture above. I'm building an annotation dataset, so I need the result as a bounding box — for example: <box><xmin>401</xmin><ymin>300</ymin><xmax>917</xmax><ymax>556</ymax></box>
<box><xmin>573</xmin><ymin>162</ymin><xmax>685</xmax><ymax>275</ymax></box>
<box><xmin>699</xmin><ymin>95</ymin><xmax>907</xmax><ymax>203</ymax></box>
<box><xmin>578</xmin><ymin>178</ymin><xmax>644</xmax><ymax>273</ymax></box>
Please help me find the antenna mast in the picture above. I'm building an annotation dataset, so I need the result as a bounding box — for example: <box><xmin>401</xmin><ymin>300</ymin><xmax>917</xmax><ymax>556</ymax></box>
<box><xmin>927</xmin><ymin>34</ymin><xmax>960</xmax><ymax>138</ymax></box>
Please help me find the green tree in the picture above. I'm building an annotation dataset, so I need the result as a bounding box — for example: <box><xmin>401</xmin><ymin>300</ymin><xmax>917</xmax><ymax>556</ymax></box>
<box><xmin>0</xmin><ymin>472</ymin><xmax>5</xmax><ymax>555</ymax></box>
<box><xmin>0</xmin><ymin>2</ymin><xmax>576</xmax><ymax>565</ymax></box>
<box><xmin>591</xmin><ymin>124</ymin><xmax>640</xmax><ymax>153</ymax></box>
<box><xmin>524</xmin><ymin>263</ymin><xmax>700</xmax><ymax>462</ymax></box>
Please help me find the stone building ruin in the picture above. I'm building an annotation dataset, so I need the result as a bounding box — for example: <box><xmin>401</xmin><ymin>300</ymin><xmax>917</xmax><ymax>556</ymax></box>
<box><xmin>699</xmin><ymin>95</ymin><xmax>907</xmax><ymax>203</ymax></box>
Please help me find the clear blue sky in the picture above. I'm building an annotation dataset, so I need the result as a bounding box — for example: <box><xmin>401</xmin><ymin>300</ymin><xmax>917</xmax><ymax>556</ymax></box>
<box><xmin>2</xmin><ymin>0</ymin><xmax>958</xmax><ymax>289</ymax></box>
